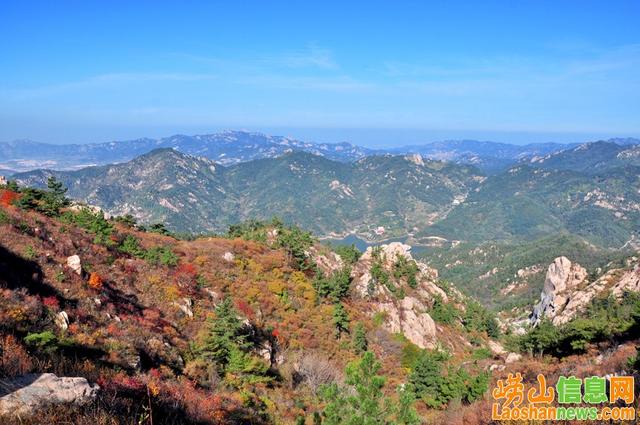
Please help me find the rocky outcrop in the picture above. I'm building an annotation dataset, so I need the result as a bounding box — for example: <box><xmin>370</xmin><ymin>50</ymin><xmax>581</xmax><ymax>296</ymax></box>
<box><xmin>310</xmin><ymin>247</ymin><xmax>344</xmax><ymax>276</ymax></box>
<box><xmin>0</xmin><ymin>373</ymin><xmax>98</xmax><ymax>417</ymax></box>
<box><xmin>532</xmin><ymin>256</ymin><xmax>640</xmax><ymax>325</ymax></box>
<box><xmin>54</xmin><ymin>311</ymin><xmax>69</xmax><ymax>331</ymax></box>
<box><xmin>530</xmin><ymin>256</ymin><xmax>588</xmax><ymax>325</ymax></box>
<box><xmin>351</xmin><ymin>242</ymin><xmax>440</xmax><ymax>298</ymax></box>
<box><xmin>172</xmin><ymin>298</ymin><xmax>194</xmax><ymax>318</ymax></box>
<box><xmin>376</xmin><ymin>297</ymin><xmax>437</xmax><ymax>349</ymax></box>
<box><xmin>350</xmin><ymin>242</ymin><xmax>445</xmax><ymax>349</ymax></box>
<box><xmin>66</xmin><ymin>255</ymin><xmax>82</xmax><ymax>275</ymax></box>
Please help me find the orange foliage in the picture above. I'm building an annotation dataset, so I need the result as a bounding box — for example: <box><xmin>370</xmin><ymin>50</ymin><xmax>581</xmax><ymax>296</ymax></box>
<box><xmin>176</xmin><ymin>263</ymin><xmax>197</xmax><ymax>277</ymax></box>
<box><xmin>0</xmin><ymin>190</ymin><xmax>18</xmax><ymax>207</ymax></box>
<box><xmin>88</xmin><ymin>272</ymin><xmax>103</xmax><ymax>289</ymax></box>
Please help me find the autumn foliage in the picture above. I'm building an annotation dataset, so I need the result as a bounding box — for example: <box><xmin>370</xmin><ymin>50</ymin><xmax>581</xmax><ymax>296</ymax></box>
<box><xmin>88</xmin><ymin>272</ymin><xmax>103</xmax><ymax>289</ymax></box>
<box><xmin>0</xmin><ymin>190</ymin><xmax>19</xmax><ymax>207</ymax></box>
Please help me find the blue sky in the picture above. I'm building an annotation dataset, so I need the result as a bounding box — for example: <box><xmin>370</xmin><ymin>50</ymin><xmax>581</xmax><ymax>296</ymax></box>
<box><xmin>1</xmin><ymin>1</ymin><xmax>639</xmax><ymax>147</ymax></box>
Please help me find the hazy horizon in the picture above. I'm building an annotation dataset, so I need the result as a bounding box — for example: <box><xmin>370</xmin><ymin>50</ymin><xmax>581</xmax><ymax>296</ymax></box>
<box><xmin>2</xmin><ymin>126</ymin><xmax>639</xmax><ymax>149</ymax></box>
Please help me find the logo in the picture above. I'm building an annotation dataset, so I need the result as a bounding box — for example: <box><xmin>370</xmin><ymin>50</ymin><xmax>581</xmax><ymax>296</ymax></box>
<box><xmin>492</xmin><ymin>373</ymin><xmax>636</xmax><ymax>421</ymax></box>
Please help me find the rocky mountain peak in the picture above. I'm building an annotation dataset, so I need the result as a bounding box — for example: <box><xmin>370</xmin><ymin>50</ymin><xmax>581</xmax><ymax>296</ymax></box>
<box><xmin>348</xmin><ymin>242</ymin><xmax>452</xmax><ymax>349</ymax></box>
<box><xmin>530</xmin><ymin>256</ymin><xmax>588</xmax><ymax>325</ymax></box>
<box><xmin>531</xmin><ymin>256</ymin><xmax>640</xmax><ymax>326</ymax></box>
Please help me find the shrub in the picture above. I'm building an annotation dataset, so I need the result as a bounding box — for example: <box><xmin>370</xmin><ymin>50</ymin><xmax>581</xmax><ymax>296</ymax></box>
<box><xmin>393</xmin><ymin>254</ymin><xmax>419</xmax><ymax>288</ymax></box>
<box><xmin>0</xmin><ymin>208</ymin><xmax>9</xmax><ymax>225</ymax></box>
<box><xmin>148</xmin><ymin>223</ymin><xmax>171</xmax><ymax>236</ymax></box>
<box><xmin>0</xmin><ymin>334</ymin><xmax>33</xmax><ymax>376</ymax></box>
<box><xmin>42</xmin><ymin>296</ymin><xmax>60</xmax><ymax>310</ymax></box>
<box><xmin>144</xmin><ymin>246</ymin><xmax>179</xmax><ymax>267</ymax></box>
<box><xmin>88</xmin><ymin>272</ymin><xmax>103</xmax><ymax>289</ymax></box>
<box><xmin>0</xmin><ymin>190</ymin><xmax>19</xmax><ymax>207</ymax></box>
<box><xmin>429</xmin><ymin>295</ymin><xmax>459</xmax><ymax>325</ymax></box>
<box><xmin>332</xmin><ymin>244</ymin><xmax>361</xmax><ymax>265</ymax></box>
<box><xmin>24</xmin><ymin>331</ymin><xmax>58</xmax><ymax>353</ymax></box>
<box><xmin>62</xmin><ymin>207</ymin><xmax>114</xmax><ymax>245</ymax></box>
<box><xmin>118</xmin><ymin>235</ymin><xmax>145</xmax><ymax>257</ymax></box>
<box><xmin>24</xmin><ymin>245</ymin><xmax>37</xmax><ymax>260</ymax></box>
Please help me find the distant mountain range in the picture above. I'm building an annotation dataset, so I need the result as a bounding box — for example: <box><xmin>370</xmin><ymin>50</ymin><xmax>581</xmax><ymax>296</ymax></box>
<box><xmin>3</xmin><ymin>130</ymin><xmax>638</xmax><ymax>174</ymax></box>
<box><xmin>13</xmin><ymin>149</ymin><xmax>480</xmax><ymax>237</ymax></box>
<box><xmin>13</xmin><ymin>140</ymin><xmax>640</xmax><ymax>247</ymax></box>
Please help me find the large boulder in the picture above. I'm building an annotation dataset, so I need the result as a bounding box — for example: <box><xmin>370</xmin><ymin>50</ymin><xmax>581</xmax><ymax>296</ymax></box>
<box><xmin>0</xmin><ymin>373</ymin><xmax>98</xmax><ymax>417</ymax></box>
<box><xmin>66</xmin><ymin>255</ymin><xmax>82</xmax><ymax>275</ymax></box>
<box><xmin>376</xmin><ymin>296</ymin><xmax>437</xmax><ymax>349</ymax></box>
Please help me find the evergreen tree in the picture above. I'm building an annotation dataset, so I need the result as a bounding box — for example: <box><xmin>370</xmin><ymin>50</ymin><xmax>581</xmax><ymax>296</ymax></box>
<box><xmin>41</xmin><ymin>176</ymin><xmax>69</xmax><ymax>216</ymax></box>
<box><xmin>199</xmin><ymin>297</ymin><xmax>249</xmax><ymax>372</ymax></box>
<box><xmin>320</xmin><ymin>352</ymin><xmax>391</xmax><ymax>425</ymax></box>
<box><xmin>396</xmin><ymin>384</ymin><xmax>421</xmax><ymax>425</ymax></box>
<box><xmin>353</xmin><ymin>322</ymin><xmax>368</xmax><ymax>354</ymax></box>
<box><xmin>333</xmin><ymin>303</ymin><xmax>350</xmax><ymax>338</ymax></box>
<box><xmin>320</xmin><ymin>352</ymin><xmax>419</xmax><ymax>425</ymax></box>
<box><xmin>409</xmin><ymin>351</ymin><xmax>444</xmax><ymax>408</ymax></box>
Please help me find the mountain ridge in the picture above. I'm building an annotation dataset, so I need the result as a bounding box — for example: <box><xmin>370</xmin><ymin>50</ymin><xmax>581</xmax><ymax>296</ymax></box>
<box><xmin>3</xmin><ymin>130</ymin><xmax>638</xmax><ymax>174</ymax></box>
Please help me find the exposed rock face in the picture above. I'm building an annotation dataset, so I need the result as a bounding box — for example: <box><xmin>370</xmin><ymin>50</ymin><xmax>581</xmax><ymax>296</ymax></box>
<box><xmin>531</xmin><ymin>256</ymin><xmax>587</xmax><ymax>325</ymax></box>
<box><xmin>351</xmin><ymin>242</ymin><xmax>443</xmax><ymax>349</ymax></box>
<box><xmin>222</xmin><ymin>252</ymin><xmax>235</xmax><ymax>262</ymax></box>
<box><xmin>376</xmin><ymin>297</ymin><xmax>437</xmax><ymax>349</ymax></box>
<box><xmin>310</xmin><ymin>247</ymin><xmax>344</xmax><ymax>276</ymax></box>
<box><xmin>173</xmin><ymin>298</ymin><xmax>194</xmax><ymax>318</ymax></box>
<box><xmin>488</xmin><ymin>340</ymin><xmax>507</xmax><ymax>356</ymax></box>
<box><xmin>54</xmin><ymin>311</ymin><xmax>69</xmax><ymax>331</ymax></box>
<box><xmin>351</xmin><ymin>242</ymin><xmax>439</xmax><ymax>298</ymax></box>
<box><xmin>66</xmin><ymin>255</ymin><xmax>82</xmax><ymax>275</ymax></box>
<box><xmin>505</xmin><ymin>352</ymin><xmax>522</xmax><ymax>364</ymax></box>
<box><xmin>532</xmin><ymin>257</ymin><xmax>640</xmax><ymax>326</ymax></box>
<box><xmin>0</xmin><ymin>373</ymin><xmax>98</xmax><ymax>417</ymax></box>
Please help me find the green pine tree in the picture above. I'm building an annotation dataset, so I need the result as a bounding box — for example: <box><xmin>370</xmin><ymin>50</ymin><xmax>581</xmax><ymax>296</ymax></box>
<box><xmin>353</xmin><ymin>322</ymin><xmax>368</xmax><ymax>354</ymax></box>
<box><xmin>41</xmin><ymin>176</ymin><xmax>69</xmax><ymax>216</ymax></box>
<box><xmin>319</xmin><ymin>351</ymin><xmax>419</xmax><ymax>424</ymax></box>
<box><xmin>333</xmin><ymin>302</ymin><xmax>350</xmax><ymax>338</ymax></box>
<box><xmin>199</xmin><ymin>297</ymin><xmax>249</xmax><ymax>372</ymax></box>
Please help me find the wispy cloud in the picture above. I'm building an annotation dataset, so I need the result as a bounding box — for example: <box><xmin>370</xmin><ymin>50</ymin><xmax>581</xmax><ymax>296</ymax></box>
<box><xmin>4</xmin><ymin>72</ymin><xmax>218</xmax><ymax>100</ymax></box>
<box><xmin>276</xmin><ymin>44</ymin><xmax>338</xmax><ymax>69</ymax></box>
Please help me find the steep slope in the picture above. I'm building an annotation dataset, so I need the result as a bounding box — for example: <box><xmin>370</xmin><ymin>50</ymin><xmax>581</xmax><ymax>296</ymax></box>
<box><xmin>531</xmin><ymin>255</ymin><xmax>640</xmax><ymax>325</ymax></box>
<box><xmin>424</xmin><ymin>234</ymin><xmax>630</xmax><ymax>310</ymax></box>
<box><xmin>0</xmin><ymin>189</ymin><xmax>505</xmax><ymax>424</ymax></box>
